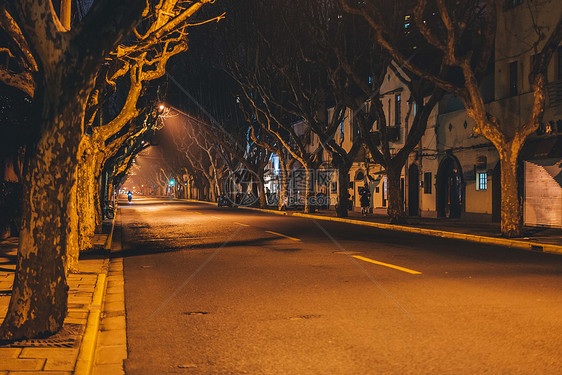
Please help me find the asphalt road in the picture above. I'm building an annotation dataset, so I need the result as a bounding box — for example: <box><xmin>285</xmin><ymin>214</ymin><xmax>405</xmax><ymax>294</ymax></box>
<box><xmin>119</xmin><ymin>197</ymin><xmax>562</xmax><ymax>374</ymax></box>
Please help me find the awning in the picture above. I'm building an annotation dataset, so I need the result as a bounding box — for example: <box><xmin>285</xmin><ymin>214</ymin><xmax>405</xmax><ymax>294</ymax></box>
<box><xmin>520</xmin><ymin>135</ymin><xmax>562</xmax><ymax>160</ymax></box>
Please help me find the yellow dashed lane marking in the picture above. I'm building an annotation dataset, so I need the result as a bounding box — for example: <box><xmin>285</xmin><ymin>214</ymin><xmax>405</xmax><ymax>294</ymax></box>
<box><xmin>265</xmin><ymin>231</ymin><xmax>301</xmax><ymax>242</ymax></box>
<box><xmin>235</xmin><ymin>223</ymin><xmax>249</xmax><ymax>227</ymax></box>
<box><xmin>352</xmin><ymin>255</ymin><xmax>421</xmax><ymax>275</ymax></box>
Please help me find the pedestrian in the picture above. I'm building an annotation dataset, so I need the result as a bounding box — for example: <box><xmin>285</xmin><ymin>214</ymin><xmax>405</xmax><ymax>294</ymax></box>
<box><xmin>359</xmin><ymin>186</ymin><xmax>370</xmax><ymax>216</ymax></box>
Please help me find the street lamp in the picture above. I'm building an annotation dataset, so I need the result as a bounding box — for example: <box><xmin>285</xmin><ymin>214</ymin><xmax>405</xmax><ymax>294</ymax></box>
<box><xmin>169</xmin><ymin>180</ymin><xmax>175</xmax><ymax>186</ymax></box>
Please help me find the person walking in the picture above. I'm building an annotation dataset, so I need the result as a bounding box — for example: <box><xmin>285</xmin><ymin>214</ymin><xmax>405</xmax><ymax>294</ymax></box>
<box><xmin>359</xmin><ymin>186</ymin><xmax>370</xmax><ymax>216</ymax></box>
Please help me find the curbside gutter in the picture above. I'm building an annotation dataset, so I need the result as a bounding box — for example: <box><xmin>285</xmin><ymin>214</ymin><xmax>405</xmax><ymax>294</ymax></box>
<box><xmin>74</xmin><ymin>273</ymin><xmax>106</xmax><ymax>375</ymax></box>
<box><xmin>75</xmin><ymin>210</ymin><xmax>117</xmax><ymax>375</ymax></box>
<box><xmin>186</xmin><ymin>199</ymin><xmax>562</xmax><ymax>255</ymax></box>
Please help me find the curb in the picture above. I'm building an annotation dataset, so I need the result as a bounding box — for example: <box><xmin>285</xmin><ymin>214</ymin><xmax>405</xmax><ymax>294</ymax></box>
<box><xmin>75</xmin><ymin>209</ymin><xmax>118</xmax><ymax>375</ymax></box>
<box><xmin>186</xmin><ymin>199</ymin><xmax>562</xmax><ymax>256</ymax></box>
<box><xmin>74</xmin><ymin>273</ymin><xmax>106</xmax><ymax>375</ymax></box>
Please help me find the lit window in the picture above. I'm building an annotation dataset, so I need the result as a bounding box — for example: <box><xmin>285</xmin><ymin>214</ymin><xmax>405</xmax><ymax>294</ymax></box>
<box><xmin>476</xmin><ymin>172</ymin><xmax>487</xmax><ymax>190</ymax></box>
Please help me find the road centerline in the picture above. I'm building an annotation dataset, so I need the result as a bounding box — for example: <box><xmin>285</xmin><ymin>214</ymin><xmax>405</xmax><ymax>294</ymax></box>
<box><xmin>351</xmin><ymin>255</ymin><xmax>422</xmax><ymax>275</ymax></box>
<box><xmin>265</xmin><ymin>230</ymin><xmax>301</xmax><ymax>242</ymax></box>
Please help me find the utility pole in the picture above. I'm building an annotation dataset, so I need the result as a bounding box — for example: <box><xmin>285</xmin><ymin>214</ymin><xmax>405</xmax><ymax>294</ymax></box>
<box><xmin>61</xmin><ymin>0</ymin><xmax>71</xmax><ymax>30</ymax></box>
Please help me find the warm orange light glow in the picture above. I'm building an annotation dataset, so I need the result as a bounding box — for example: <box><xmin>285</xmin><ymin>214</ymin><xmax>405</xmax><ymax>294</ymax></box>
<box><xmin>159</xmin><ymin>105</ymin><xmax>165</xmax><ymax>110</ymax></box>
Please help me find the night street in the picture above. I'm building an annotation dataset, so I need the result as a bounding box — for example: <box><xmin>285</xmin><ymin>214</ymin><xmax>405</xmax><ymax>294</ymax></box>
<box><xmin>119</xmin><ymin>198</ymin><xmax>562</xmax><ymax>374</ymax></box>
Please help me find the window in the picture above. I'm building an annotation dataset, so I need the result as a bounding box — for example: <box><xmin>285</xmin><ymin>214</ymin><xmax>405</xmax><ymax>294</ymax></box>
<box><xmin>476</xmin><ymin>172</ymin><xmax>488</xmax><ymax>190</ymax></box>
<box><xmin>395</xmin><ymin>94</ymin><xmax>402</xmax><ymax>126</ymax></box>
<box><xmin>423</xmin><ymin>172</ymin><xmax>432</xmax><ymax>194</ymax></box>
<box><xmin>509</xmin><ymin>61</ymin><xmax>518</xmax><ymax>97</ymax></box>
<box><xmin>388</xmin><ymin>99</ymin><xmax>392</xmax><ymax>125</ymax></box>
<box><xmin>331</xmin><ymin>181</ymin><xmax>337</xmax><ymax>194</ymax></box>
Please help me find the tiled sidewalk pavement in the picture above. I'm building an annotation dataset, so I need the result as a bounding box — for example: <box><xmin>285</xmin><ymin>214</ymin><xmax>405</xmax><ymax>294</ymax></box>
<box><xmin>92</xmin><ymin>257</ymin><xmax>126</xmax><ymax>375</ymax></box>
<box><xmin>0</xmin><ymin>234</ymin><xmax>109</xmax><ymax>374</ymax></box>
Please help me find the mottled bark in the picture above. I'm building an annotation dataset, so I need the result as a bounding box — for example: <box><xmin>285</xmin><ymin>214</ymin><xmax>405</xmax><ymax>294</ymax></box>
<box><xmin>0</xmin><ymin>97</ymin><xmax>85</xmax><ymax>340</ymax></box>
<box><xmin>77</xmin><ymin>148</ymin><xmax>97</xmax><ymax>252</ymax></box>
<box><xmin>257</xmin><ymin>169</ymin><xmax>266</xmax><ymax>208</ymax></box>
<box><xmin>336</xmin><ymin>169</ymin><xmax>349</xmax><ymax>218</ymax></box>
<box><xmin>93</xmin><ymin>177</ymin><xmax>103</xmax><ymax>232</ymax></box>
<box><xmin>499</xmin><ymin>151</ymin><xmax>522</xmax><ymax>237</ymax></box>
<box><xmin>387</xmin><ymin>166</ymin><xmax>406</xmax><ymax>224</ymax></box>
<box><xmin>278</xmin><ymin>160</ymin><xmax>289</xmax><ymax>210</ymax></box>
<box><xmin>0</xmin><ymin>0</ymin><xmax>146</xmax><ymax>341</ymax></box>
<box><xmin>66</xmin><ymin>177</ymin><xmax>79</xmax><ymax>274</ymax></box>
<box><xmin>303</xmin><ymin>165</ymin><xmax>314</xmax><ymax>213</ymax></box>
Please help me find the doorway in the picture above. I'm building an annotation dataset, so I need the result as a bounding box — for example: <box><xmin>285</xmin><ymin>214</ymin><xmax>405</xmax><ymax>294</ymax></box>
<box><xmin>408</xmin><ymin>164</ymin><xmax>419</xmax><ymax>216</ymax></box>
<box><xmin>437</xmin><ymin>156</ymin><xmax>464</xmax><ymax>218</ymax></box>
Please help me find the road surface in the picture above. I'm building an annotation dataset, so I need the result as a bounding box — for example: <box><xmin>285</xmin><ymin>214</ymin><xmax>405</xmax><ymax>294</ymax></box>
<box><xmin>118</xmin><ymin>197</ymin><xmax>562</xmax><ymax>374</ymax></box>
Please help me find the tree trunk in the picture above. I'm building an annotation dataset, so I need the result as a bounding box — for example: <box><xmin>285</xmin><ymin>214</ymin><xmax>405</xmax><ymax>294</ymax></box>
<box><xmin>94</xmin><ymin>176</ymin><xmax>103</xmax><ymax>232</ymax></box>
<box><xmin>278</xmin><ymin>161</ymin><xmax>289</xmax><ymax>210</ymax></box>
<box><xmin>66</xmin><ymin>178</ymin><xmax>80</xmax><ymax>274</ymax></box>
<box><xmin>207</xmin><ymin>178</ymin><xmax>216</xmax><ymax>202</ymax></box>
<box><xmin>336</xmin><ymin>168</ymin><xmax>349</xmax><ymax>218</ymax></box>
<box><xmin>77</xmin><ymin>150</ymin><xmax>97</xmax><ymax>252</ymax></box>
<box><xmin>387</xmin><ymin>167</ymin><xmax>406</xmax><ymax>224</ymax></box>
<box><xmin>499</xmin><ymin>150</ymin><xmax>523</xmax><ymax>237</ymax></box>
<box><xmin>303</xmin><ymin>165</ymin><xmax>313</xmax><ymax>213</ymax></box>
<box><xmin>0</xmin><ymin>99</ymin><xmax>85</xmax><ymax>340</ymax></box>
<box><xmin>257</xmin><ymin>169</ymin><xmax>266</xmax><ymax>208</ymax></box>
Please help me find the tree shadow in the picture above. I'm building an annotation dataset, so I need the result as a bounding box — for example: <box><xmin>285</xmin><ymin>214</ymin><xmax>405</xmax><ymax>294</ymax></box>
<box><xmin>110</xmin><ymin>235</ymin><xmax>303</xmax><ymax>259</ymax></box>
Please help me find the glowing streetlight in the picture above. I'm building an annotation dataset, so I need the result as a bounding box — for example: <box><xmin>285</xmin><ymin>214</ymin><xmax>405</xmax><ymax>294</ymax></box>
<box><xmin>159</xmin><ymin>105</ymin><xmax>165</xmax><ymax>111</ymax></box>
<box><xmin>169</xmin><ymin>180</ymin><xmax>175</xmax><ymax>186</ymax></box>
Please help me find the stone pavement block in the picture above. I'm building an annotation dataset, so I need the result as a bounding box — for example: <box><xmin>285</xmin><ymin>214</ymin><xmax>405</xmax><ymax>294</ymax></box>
<box><xmin>63</xmin><ymin>317</ymin><xmax>87</xmax><ymax>325</ymax></box>
<box><xmin>9</xmin><ymin>372</ymin><xmax>71</xmax><ymax>375</ymax></box>
<box><xmin>67</xmin><ymin>296</ymin><xmax>93</xmax><ymax>304</ymax></box>
<box><xmin>106</xmin><ymin>281</ymin><xmax>124</xmax><ymax>289</ymax></box>
<box><xmin>95</xmin><ymin>345</ymin><xmax>126</xmax><ymax>365</ymax></box>
<box><xmin>0</xmin><ymin>348</ymin><xmax>21</xmax><ymax>358</ymax></box>
<box><xmin>92</xmin><ymin>363</ymin><xmax>124</xmax><ymax>375</ymax></box>
<box><xmin>105</xmin><ymin>285</ymin><xmax>123</xmax><ymax>295</ymax></box>
<box><xmin>98</xmin><ymin>329</ymin><xmax>126</xmax><ymax>347</ymax></box>
<box><xmin>71</xmin><ymin>292</ymin><xmax>93</xmax><ymax>299</ymax></box>
<box><xmin>77</xmin><ymin>282</ymin><xmax>96</xmax><ymax>290</ymax></box>
<box><xmin>0</xmin><ymin>357</ymin><xmax>45</xmax><ymax>371</ymax></box>
<box><xmin>79</xmin><ymin>260</ymin><xmax>105</xmax><ymax>274</ymax></box>
<box><xmin>20</xmin><ymin>348</ymin><xmax>78</xmax><ymax>372</ymax></box>
<box><xmin>103</xmin><ymin>301</ymin><xmax>125</xmax><ymax>313</ymax></box>
<box><xmin>108</xmin><ymin>263</ymin><xmax>123</xmax><ymax>271</ymax></box>
<box><xmin>103</xmin><ymin>294</ymin><xmax>122</xmax><ymax>303</ymax></box>
<box><xmin>67</xmin><ymin>311</ymin><xmax>89</xmax><ymax>319</ymax></box>
<box><xmin>101</xmin><ymin>316</ymin><xmax>126</xmax><ymax>331</ymax></box>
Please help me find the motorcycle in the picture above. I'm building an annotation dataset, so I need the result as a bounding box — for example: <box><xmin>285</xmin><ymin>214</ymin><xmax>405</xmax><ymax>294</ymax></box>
<box><xmin>127</xmin><ymin>192</ymin><xmax>132</xmax><ymax>202</ymax></box>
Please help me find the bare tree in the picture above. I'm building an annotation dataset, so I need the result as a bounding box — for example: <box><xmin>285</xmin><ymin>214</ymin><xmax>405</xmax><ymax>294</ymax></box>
<box><xmin>342</xmin><ymin>0</ymin><xmax>562</xmax><ymax>235</ymax></box>
<box><xmin>0</xmin><ymin>0</ymin><xmax>146</xmax><ymax>341</ymax></box>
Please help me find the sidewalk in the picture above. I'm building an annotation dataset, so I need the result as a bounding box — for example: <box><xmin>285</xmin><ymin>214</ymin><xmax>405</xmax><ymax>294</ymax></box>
<box><xmin>260</xmin><ymin>206</ymin><xmax>562</xmax><ymax>254</ymax></box>
<box><xmin>0</xmin><ymin>217</ymin><xmax>116</xmax><ymax>375</ymax></box>
<box><xmin>185</xmin><ymin>199</ymin><xmax>562</xmax><ymax>255</ymax></box>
